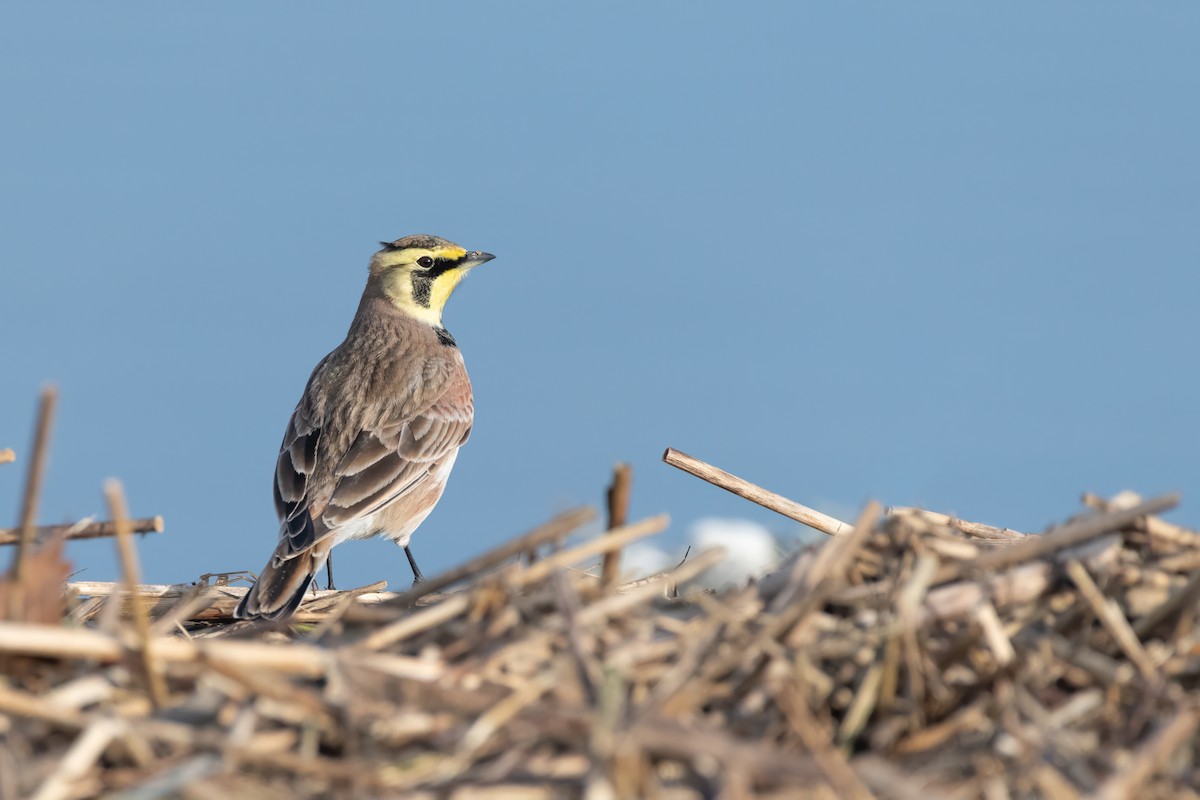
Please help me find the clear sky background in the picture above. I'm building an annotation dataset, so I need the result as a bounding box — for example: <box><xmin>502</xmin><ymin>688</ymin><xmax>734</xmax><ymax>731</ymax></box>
<box><xmin>3</xmin><ymin>5</ymin><xmax>1198</xmax><ymax>589</ymax></box>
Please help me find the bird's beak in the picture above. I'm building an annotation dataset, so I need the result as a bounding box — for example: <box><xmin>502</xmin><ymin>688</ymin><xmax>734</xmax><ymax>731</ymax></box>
<box><xmin>462</xmin><ymin>251</ymin><xmax>495</xmax><ymax>269</ymax></box>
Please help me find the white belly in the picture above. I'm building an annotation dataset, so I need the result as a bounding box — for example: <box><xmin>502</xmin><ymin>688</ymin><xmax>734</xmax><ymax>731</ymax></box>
<box><xmin>330</xmin><ymin>449</ymin><xmax>459</xmax><ymax>549</ymax></box>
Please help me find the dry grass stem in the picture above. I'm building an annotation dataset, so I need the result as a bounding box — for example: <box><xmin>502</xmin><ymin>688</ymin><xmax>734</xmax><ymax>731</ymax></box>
<box><xmin>3</xmin><ymin>407</ymin><xmax>1198</xmax><ymax>798</ymax></box>
<box><xmin>662</xmin><ymin>447</ymin><xmax>854</xmax><ymax>535</ymax></box>
<box><xmin>601</xmin><ymin>462</ymin><xmax>632</xmax><ymax>587</ymax></box>
<box><xmin>0</xmin><ymin>516</ymin><xmax>163</xmax><ymax>546</ymax></box>
<box><xmin>104</xmin><ymin>480</ymin><xmax>168</xmax><ymax>708</ymax></box>
<box><xmin>14</xmin><ymin>386</ymin><xmax>57</xmax><ymax>586</ymax></box>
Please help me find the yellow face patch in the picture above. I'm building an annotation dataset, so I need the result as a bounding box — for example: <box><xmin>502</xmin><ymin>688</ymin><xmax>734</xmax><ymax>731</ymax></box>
<box><xmin>375</xmin><ymin>246</ymin><xmax>471</xmax><ymax>326</ymax></box>
<box><xmin>426</xmin><ymin>269</ymin><xmax>467</xmax><ymax>313</ymax></box>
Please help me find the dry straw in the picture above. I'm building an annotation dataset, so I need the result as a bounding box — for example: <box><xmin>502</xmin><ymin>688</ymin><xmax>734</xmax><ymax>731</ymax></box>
<box><xmin>2</xmin><ymin>399</ymin><xmax>1199</xmax><ymax>798</ymax></box>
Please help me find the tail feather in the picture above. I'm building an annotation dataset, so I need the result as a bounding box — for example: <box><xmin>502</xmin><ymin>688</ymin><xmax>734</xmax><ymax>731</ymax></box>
<box><xmin>234</xmin><ymin>547</ymin><xmax>324</xmax><ymax>621</ymax></box>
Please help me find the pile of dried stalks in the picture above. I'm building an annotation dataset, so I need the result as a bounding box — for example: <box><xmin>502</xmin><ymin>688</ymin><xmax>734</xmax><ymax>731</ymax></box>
<box><xmin>2</xmin><ymin>391</ymin><xmax>1199</xmax><ymax>799</ymax></box>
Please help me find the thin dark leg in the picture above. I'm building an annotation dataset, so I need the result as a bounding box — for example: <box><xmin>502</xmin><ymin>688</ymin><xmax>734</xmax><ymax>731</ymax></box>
<box><xmin>325</xmin><ymin>553</ymin><xmax>335</xmax><ymax>591</ymax></box>
<box><xmin>404</xmin><ymin>545</ymin><xmax>425</xmax><ymax>584</ymax></box>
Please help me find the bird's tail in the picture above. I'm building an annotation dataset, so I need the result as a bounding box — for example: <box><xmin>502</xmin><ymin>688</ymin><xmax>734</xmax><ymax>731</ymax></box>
<box><xmin>234</xmin><ymin>544</ymin><xmax>325</xmax><ymax>621</ymax></box>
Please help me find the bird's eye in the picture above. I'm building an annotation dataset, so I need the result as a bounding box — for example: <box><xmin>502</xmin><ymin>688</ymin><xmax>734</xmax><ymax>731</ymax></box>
<box><xmin>417</xmin><ymin>256</ymin><xmax>434</xmax><ymax>269</ymax></box>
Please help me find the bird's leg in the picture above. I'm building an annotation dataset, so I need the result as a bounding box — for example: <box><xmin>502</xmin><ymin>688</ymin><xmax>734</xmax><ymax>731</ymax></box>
<box><xmin>404</xmin><ymin>545</ymin><xmax>425</xmax><ymax>585</ymax></box>
<box><xmin>325</xmin><ymin>554</ymin><xmax>336</xmax><ymax>591</ymax></box>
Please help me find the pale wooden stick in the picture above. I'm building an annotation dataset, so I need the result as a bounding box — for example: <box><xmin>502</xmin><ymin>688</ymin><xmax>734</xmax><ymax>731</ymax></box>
<box><xmin>457</xmin><ymin>671</ymin><xmax>555</xmax><ymax>759</ymax></box>
<box><xmin>67</xmin><ymin>580</ymin><xmax>387</xmax><ymax>602</ymax></box>
<box><xmin>629</xmin><ymin>718</ymin><xmax>825</xmax><ymax>784</ymax></box>
<box><xmin>30</xmin><ymin>717</ymin><xmax>121</xmax><ymax>800</ymax></box>
<box><xmin>0</xmin><ymin>683</ymin><xmax>87</xmax><ymax>729</ymax></box>
<box><xmin>662</xmin><ymin>448</ymin><xmax>854</xmax><ymax>536</ymax></box>
<box><xmin>976</xmin><ymin>602</ymin><xmax>1015</xmax><ymax>667</ymax></box>
<box><xmin>601</xmin><ymin>463</ymin><xmax>632</xmax><ymax>588</ymax></box>
<box><xmin>836</xmin><ymin>661</ymin><xmax>885</xmax><ymax>750</ymax></box>
<box><xmin>887</xmin><ymin>506</ymin><xmax>1028</xmax><ymax>541</ymax></box>
<box><xmin>0</xmin><ymin>621</ymin><xmax>448</xmax><ymax>679</ymax></box>
<box><xmin>105</xmin><ymin>480</ymin><xmax>168</xmax><ymax>708</ymax></box>
<box><xmin>147</xmin><ymin>585</ymin><xmax>218</xmax><ymax>638</ymax></box>
<box><xmin>802</xmin><ymin>500</ymin><xmax>882</xmax><ymax>592</ymax></box>
<box><xmin>553</xmin><ymin>571</ymin><xmax>600</xmax><ymax>704</ymax></box>
<box><xmin>938</xmin><ymin>493</ymin><xmax>1179</xmax><ymax>584</ymax></box>
<box><xmin>1094</xmin><ymin>704</ymin><xmax>1200</xmax><ymax>800</ymax></box>
<box><xmin>69</xmin><ymin>581</ymin><xmax>191</xmax><ymax>597</ymax></box>
<box><xmin>15</xmin><ymin>387</ymin><xmax>57</xmax><ymax>583</ymax></box>
<box><xmin>768</xmin><ymin>501</ymin><xmax>881</xmax><ymax>613</ymax></box>
<box><xmin>921</xmin><ymin>535</ymin><xmax>1122</xmax><ymax>623</ymax></box>
<box><xmin>776</xmin><ymin>678</ymin><xmax>874</xmax><ymax>800</ymax></box>
<box><xmin>433</xmin><ymin>547</ymin><xmax>728</xmax><ymax>696</ymax></box>
<box><xmin>1065</xmin><ymin>559</ymin><xmax>1158</xmax><ymax>682</ymax></box>
<box><xmin>1133</xmin><ymin>569</ymin><xmax>1200</xmax><ymax>639</ymax></box>
<box><xmin>67</xmin><ymin>580</ymin><xmax>391</xmax><ymax>623</ymax></box>
<box><xmin>0</xmin><ymin>516</ymin><xmax>163</xmax><ymax>546</ymax></box>
<box><xmin>514</xmin><ymin>515</ymin><xmax>669</xmax><ymax>587</ymax></box>
<box><xmin>387</xmin><ymin>506</ymin><xmax>595</xmax><ymax>608</ymax></box>
<box><xmin>1083</xmin><ymin>491</ymin><xmax>1200</xmax><ymax>548</ymax></box>
<box><xmin>355</xmin><ymin>594</ymin><xmax>472</xmax><ymax>652</ymax></box>
<box><xmin>0</xmin><ymin>448</ymin><xmax>14</xmax><ymax>464</ymax></box>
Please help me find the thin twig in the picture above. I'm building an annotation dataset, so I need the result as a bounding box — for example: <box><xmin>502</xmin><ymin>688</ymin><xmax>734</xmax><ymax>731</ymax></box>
<box><xmin>15</xmin><ymin>387</ymin><xmax>57</xmax><ymax>584</ymax></box>
<box><xmin>662</xmin><ymin>448</ymin><xmax>854</xmax><ymax>535</ymax></box>
<box><xmin>0</xmin><ymin>516</ymin><xmax>164</xmax><ymax>546</ymax></box>
<box><xmin>601</xmin><ymin>462</ymin><xmax>632</xmax><ymax>588</ymax></box>
<box><xmin>1094</xmin><ymin>704</ymin><xmax>1200</xmax><ymax>800</ymax></box>
<box><xmin>1065</xmin><ymin>559</ymin><xmax>1158</xmax><ymax>682</ymax></box>
<box><xmin>29</xmin><ymin>717</ymin><xmax>121</xmax><ymax>800</ymax></box>
<box><xmin>1083</xmin><ymin>491</ymin><xmax>1200</xmax><ymax>548</ymax></box>
<box><xmin>105</xmin><ymin>480</ymin><xmax>168</xmax><ymax>708</ymax></box>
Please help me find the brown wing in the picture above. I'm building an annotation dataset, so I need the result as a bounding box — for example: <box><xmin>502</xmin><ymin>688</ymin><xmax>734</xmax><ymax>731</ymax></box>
<box><xmin>272</xmin><ymin>355</ymin><xmax>472</xmax><ymax>559</ymax></box>
<box><xmin>323</xmin><ymin>379</ymin><xmax>472</xmax><ymax>526</ymax></box>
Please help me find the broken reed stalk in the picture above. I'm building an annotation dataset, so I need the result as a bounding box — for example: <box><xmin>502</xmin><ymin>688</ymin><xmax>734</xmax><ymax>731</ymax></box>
<box><xmin>887</xmin><ymin>506</ymin><xmax>1027</xmax><ymax>541</ymax></box>
<box><xmin>1094</xmin><ymin>705</ymin><xmax>1200</xmax><ymax>800</ymax></box>
<box><xmin>1066</xmin><ymin>559</ymin><xmax>1159</xmax><ymax>682</ymax></box>
<box><xmin>1083</xmin><ymin>491</ymin><xmax>1200</xmax><ymax>549</ymax></box>
<box><xmin>3</xmin><ymin>493</ymin><xmax>1198</xmax><ymax>797</ymax></box>
<box><xmin>0</xmin><ymin>448</ymin><xmax>14</xmax><ymax>464</ymax></box>
<box><xmin>14</xmin><ymin>387</ymin><xmax>57</xmax><ymax>585</ymax></box>
<box><xmin>105</xmin><ymin>480</ymin><xmax>168</xmax><ymax>708</ymax></box>
<box><xmin>662</xmin><ymin>447</ymin><xmax>854</xmax><ymax>536</ymax></box>
<box><xmin>601</xmin><ymin>463</ymin><xmax>632</xmax><ymax>588</ymax></box>
<box><xmin>30</xmin><ymin>716</ymin><xmax>121</xmax><ymax>800</ymax></box>
<box><xmin>0</xmin><ymin>621</ymin><xmax>440</xmax><ymax>679</ymax></box>
<box><xmin>0</xmin><ymin>517</ymin><xmax>164</xmax><ymax>546</ymax></box>
<box><xmin>937</xmin><ymin>493</ymin><xmax>1180</xmax><ymax>585</ymax></box>
<box><xmin>514</xmin><ymin>514</ymin><xmax>670</xmax><ymax>587</ymax></box>
<box><xmin>387</xmin><ymin>507</ymin><xmax>595</xmax><ymax>608</ymax></box>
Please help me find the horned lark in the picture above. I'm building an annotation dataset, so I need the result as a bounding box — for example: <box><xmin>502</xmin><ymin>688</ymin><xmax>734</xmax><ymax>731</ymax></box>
<box><xmin>235</xmin><ymin>235</ymin><xmax>494</xmax><ymax>620</ymax></box>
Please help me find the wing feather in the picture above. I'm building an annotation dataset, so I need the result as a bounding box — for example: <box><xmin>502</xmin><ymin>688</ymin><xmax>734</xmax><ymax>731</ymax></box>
<box><xmin>271</xmin><ymin>350</ymin><xmax>472</xmax><ymax>558</ymax></box>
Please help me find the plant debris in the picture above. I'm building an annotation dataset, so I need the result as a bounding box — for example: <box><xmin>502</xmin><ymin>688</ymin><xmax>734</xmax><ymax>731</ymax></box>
<box><xmin>2</xmin><ymin>397</ymin><xmax>1198</xmax><ymax>798</ymax></box>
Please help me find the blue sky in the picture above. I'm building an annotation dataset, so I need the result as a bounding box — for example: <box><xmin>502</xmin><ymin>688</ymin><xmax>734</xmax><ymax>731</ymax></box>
<box><xmin>3</xmin><ymin>5</ymin><xmax>1198</xmax><ymax>589</ymax></box>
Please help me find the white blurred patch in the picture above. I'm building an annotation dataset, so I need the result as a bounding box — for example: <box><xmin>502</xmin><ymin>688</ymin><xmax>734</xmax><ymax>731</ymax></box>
<box><xmin>615</xmin><ymin>518</ymin><xmax>785</xmax><ymax>590</ymax></box>
<box><xmin>690</xmin><ymin>518</ymin><xmax>780</xmax><ymax>589</ymax></box>
<box><xmin>621</xmin><ymin>542</ymin><xmax>674</xmax><ymax>580</ymax></box>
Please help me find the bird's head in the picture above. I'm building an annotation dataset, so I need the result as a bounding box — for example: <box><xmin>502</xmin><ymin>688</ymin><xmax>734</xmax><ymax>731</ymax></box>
<box><xmin>368</xmin><ymin>234</ymin><xmax>495</xmax><ymax>326</ymax></box>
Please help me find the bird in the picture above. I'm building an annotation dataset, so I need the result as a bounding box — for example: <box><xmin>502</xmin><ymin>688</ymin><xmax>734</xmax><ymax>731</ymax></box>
<box><xmin>235</xmin><ymin>234</ymin><xmax>494</xmax><ymax>620</ymax></box>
